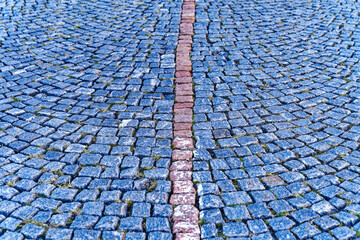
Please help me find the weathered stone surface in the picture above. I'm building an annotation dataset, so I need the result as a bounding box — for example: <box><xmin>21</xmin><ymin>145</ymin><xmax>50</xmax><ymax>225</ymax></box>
<box><xmin>0</xmin><ymin>0</ymin><xmax>181</xmax><ymax>238</ymax></box>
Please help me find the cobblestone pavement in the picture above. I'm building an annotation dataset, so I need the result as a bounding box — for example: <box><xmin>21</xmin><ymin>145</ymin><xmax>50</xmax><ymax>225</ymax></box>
<box><xmin>1</xmin><ymin>0</ymin><xmax>360</xmax><ymax>239</ymax></box>
<box><xmin>0</xmin><ymin>0</ymin><xmax>182</xmax><ymax>239</ymax></box>
<box><xmin>192</xmin><ymin>0</ymin><xmax>360</xmax><ymax>239</ymax></box>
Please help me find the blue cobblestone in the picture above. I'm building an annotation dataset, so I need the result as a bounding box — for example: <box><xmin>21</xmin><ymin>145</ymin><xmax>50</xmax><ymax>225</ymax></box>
<box><xmin>292</xmin><ymin>222</ymin><xmax>321</xmax><ymax>239</ymax></box>
<box><xmin>1</xmin><ymin>0</ymin><xmax>360</xmax><ymax>238</ymax></box>
<box><xmin>223</xmin><ymin>222</ymin><xmax>249</xmax><ymax>237</ymax></box>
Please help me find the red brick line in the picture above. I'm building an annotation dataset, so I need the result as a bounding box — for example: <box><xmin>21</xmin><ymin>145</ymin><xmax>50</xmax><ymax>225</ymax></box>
<box><xmin>170</xmin><ymin>0</ymin><xmax>199</xmax><ymax>239</ymax></box>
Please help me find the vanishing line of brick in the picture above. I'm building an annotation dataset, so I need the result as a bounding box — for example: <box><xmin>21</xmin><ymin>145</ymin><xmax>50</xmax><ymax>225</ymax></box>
<box><xmin>170</xmin><ymin>0</ymin><xmax>200</xmax><ymax>239</ymax></box>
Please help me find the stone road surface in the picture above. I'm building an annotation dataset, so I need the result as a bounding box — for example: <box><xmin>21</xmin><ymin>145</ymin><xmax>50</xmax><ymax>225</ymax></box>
<box><xmin>0</xmin><ymin>0</ymin><xmax>181</xmax><ymax>239</ymax></box>
<box><xmin>0</xmin><ymin>0</ymin><xmax>360</xmax><ymax>239</ymax></box>
<box><xmin>192</xmin><ymin>0</ymin><xmax>360</xmax><ymax>239</ymax></box>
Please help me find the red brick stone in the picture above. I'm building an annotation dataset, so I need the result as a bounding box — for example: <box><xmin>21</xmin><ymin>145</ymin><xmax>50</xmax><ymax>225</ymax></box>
<box><xmin>174</xmin><ymin>114</ymin><xmax>192</xmax><ymax>123</ymax></box>
<box><xmin>183</xmin><ymin>7</ymin><xmax>195</xmax><ymax>12</ymax></box>
<box><xmin>170</xmin><ymin>0</ymin><xmax>199</xmax><ymax>232</ymax></box>
<box><xmin>173</xmin><ymin>181</ymin><xmax>195</xmax><ymax>194</ymax></box>
<box><xmin>173</xmin><ymin>220</ymin><xmax>200</xmax><ymax>234</ymax></box>
<box><xmin>177</xmin><ymin>51</ymin><xmax>190</xmax><ymax>57</ymax></box>
<box><xmin>182</xmin><ymin>19</ymin><xmax>195</xmax><ymax>23</ymax></box>
<box><xmin>177</xmin><ymin>58</ymin><xmax>191</xmax><ymax>66</ymax></box>
<box><xmin>183</xmin><ymin>20</ymin><xmax>195</xmax><ymax>25</ymax></box>
<box><xmin>170</xmin><ymin>193</ymin><xmax>196</xmax><ymax>205</ymax></box>
<box><xmin>170</xmin><ymin>171</ymin><xmax>192</xmax><ymax>181</ymax></box>
<box><xmin>175</xmin><ymin>233</ymin><xmax>200</xmax><ymax>240</ymax></box>
<box><xmin>176</xmin><ymin>90</ymin><xmax>193</xmax><ymax>96</ymax></box>
<box><xmin>184</xmin><ymin>1</ymin><xmax>194</xmax><ymax>5</ymax></box>
<box><xmin>183</xmin><ymin>3</ymin><xmax>195</xmax><ymax>8</ymax></box>
<box><xmin>182</xmin><ymin>16</ymin><xmax>195</xmax><ymax>20</ymax></box>
<box><xmin>180</xmin><ymin>26</ymin><xmax>193</xmax><ymax>32</ymax></box>
<box><xmin>173</xmin><ymin>205</ymin><xmax>199</xmax><ymax>221</ymax></box>
<box><xmin>173</xmin><ymin>137</ymin><xmax>193</xmax><ymax>149</ymax></box>
<box><xmin>175</xmin><ymin>71</ymin><xmax>191</xmax><ymax>78</ymax></box>
<box><xmin>176</xmin><ymin>77</ymin><xmax>192</xmax><ymax>83</ymax></box>
<box><xmin>176</xmin><ymin>54</ymin><xmax>189</xmax><ymax>60</ymax></box>
<box><xmin>182</xmin><ymin>11</ymin><xmax>195</xmax><ymax>17</ymax></box>
<box><xmin>183</xmin><ymin>14</ymin><xmax>195</xmax><ymax>18</ymax></box>
<box><xmin>177</xmin><ymin>45</ymin><xmax>191</xmax><ymax>53</ymax></box>
<box><xmin>176</xmin><ymin>65</ymin><xmax>192</xmax><ymax>71</ymax></box>
<box><xmin>172</xmin><ymin>150</ymin><xmax>192</xmax><ymax>161</ymax></box>
<box><xmin>177</xmin><ymin>60</ymin><xmax>191</xmax><ymax>66</ymax></box>
<box><xmin>174</xmin><ymin>130</ymin><xmax>192</xmax><ymax>138</ymax></box>
<box><xmin>179</xmin><ymin>39</ymin><xmax>192</xmax><ymax>44</ymax></box>
<box><xmin>170</xmin><ymin>160</ymin><xmax>192</xmax><ymax>170</ymax></box>
<box><xmin>177</xmin><ymin>51</ymin><xmax>190</xmax><ymax>56</ymax></box>
<box><xmin>180</xmin><ymin>29</ymin><xmax>194</xmax><ymax>35</ymax></box>
<box><xmin>177</xmin><ymin>60</ymin><xmax>192</xmax><ymax>66</ymax></box>
<box><xmin>174</xmin><ymin>123</ymin><xmax>192</xmax><ymax>130</ymax></box>
<box><xmin>178</xmin><ymin>42</ymin><xmax>191</xmax><ymax>47</ymax></box>
<box><xmin>176</xmin><ymin>95</ymin><xmax>193</xmax><ymax>103</ymax></box>
<box><xmin>179</xmin><ymin>35</ymin><xmax>193</xmax><ymax>41</ymax></box>
<box><xmin>174</xmin><ymin>108</ymin><xmax>192</xmax><ymax>115</ymax></box>
<box><xmin>176</xmin><ymin>83</ymin><xmax>192</xmax><ymax>91</ymax></box>
<box><xmin>177</xmin><ymin>50</ymin><xmax>190</xmax><ymax>56</ymax></box>
<box><xmin>174</xmin><ymin>103</ymin><xmax>193</xmax><ymax>109</ymax></box>
<box><xmin>180</xmin><ymin>23</ymin><xmax>192</xmax><ymax>29</ymax></box>
<box><xmin>178</xmin><ymin>41</ymin><xmax>191</xmax><ymax>46</ymax></box>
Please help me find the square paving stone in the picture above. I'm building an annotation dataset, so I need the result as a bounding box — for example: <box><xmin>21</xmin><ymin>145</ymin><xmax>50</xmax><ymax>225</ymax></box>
<box><xmin>314</xmin><ymin>216</ymin><xmax>340</xmax><ymax>231</ymax></box>
<box><xmin>102</xmin><ymin>231</ymin><xmax>124</xmax><ymax>240</ymax></box>
<box><xmin>0</xmin><ymin>231</ymin><xmax>24</xmax><ymax>240</ymax></box>
<box><xmin>50</xmin><ymin>213</ymin><xmax>72</xmax><ymax>227</ymax></box>
<box><xmin>104</xmin><ymin>203</ymin><xmax>127</xmax><ymax>217</ymax></box>
<box><xmin>201</xmin><ymin>223</ymin><xmax>218</xmax><ymax>238</ymax></box>
<box><xmin>237</xmin><ymin>178</ymin><xmax>265</xmax><ymax>191</ymax></box>
<box><xmin>290</xmin><ymin>208</ymin><xmax>319</xmax><ymax>223</ymax></box>
<box><xmin>333</xmin><ymin>211</ymin><xmax>358</xmax><ymax>226</ymax></box>
<box><xmin>81</xmin><ymin>202</ymin><xmax>105</xmax><ymax>216</ymax></box>
<box><xmin>292</xmin><ymin>222</ymin><xmax>321</xmax><ymax>239</ymax></box>
<box><xmin>223</xmin><ymin>222</ymin><xmax>249</xmax><ymax>237</ymax></box>
<box><xmin>146</xmin><ymin>217</ymin><xmax>171</xmax><ymax>232</ymax></box>
<box><xmin>73</xmin><ymin>230</ymin><xmax>101</xmax><ymax>240</ymax></box>
<box><xmin>221</xmin><ymin>191</ymin><xmax>253</xmax><ymax>206</ymax></box>
<box><xmin>199</xmin><ymin>209</ymin><xmax>224</xmax><ymax>224</ymax></box>
<box><xmin>275</xmin><ymin>230</ymin><xmax>297</xmax><ymax>240</ymax></box>
<box><xmin>124</xmin><ymin>232</ymin><xmax>146</xmax><ymax>240</ymax></box>
<box><xmin>131</xmin><ymin>203</ymin><xmax>151</xmax><ymax>217</ymax></box>
<box><xmin>268</xmin><ymin>216</ymin><xmax>296</xmax><ymax>231</ymax></box>
<box><xmin>199</xmin><ymin>194</ymin><xmax>225</xmax><ymax>209</ymax></box>
<box><xmin>247</xmin><ymin>219</ymin><xmax>268</xmax><ymax>235</ymax></box>
<box><xmin>0</xmin><ymin>217</ymin><xmax>22</xmax><ymax>231</ymax></box>
<box><xmin>50</xmin><ymin>188</ymin><xmax>78</xmax><ymax>201</ymax></box>
<box><xmin>248</xmin><ymin>203</ymin><xmax>273</xmax><ymax>218</ymax></box>
<box><xmin>45</xmin><ymin>228</ymin><xmax>73</xmax><ymax>240</ymax></box>
<box><xmin>11</xmin><ymin>206</ymin><xmax>38</xmax><ymax>220</ymax></box>
<box><xmin>223</xmin><ymin>205</ymin><xmax>251</xmax><ymax>221</ymax></box>
<box><xmin>70</xmin><ymin>215</ymin><xmax>99</xmax><ymax>229</ymax></box>
<box><xmin>20</xmin><ymin>223</ymin><xmax>45</xmax><ymax>238</ymax></box>
<box><xmin>118</xmin><ymin>217</ymin><xmax>143</xmax><ymax>231</ymax></box>
<box><xmin>0</xmin><ymin>200</ymin><xmax>20</xmax><ymax>216</ymax></box>
<box><xmin>75</xmin><ymin>190</ymin><xmax>99</xmax><ymax>202</ymax></box>
<box><xmin>313</xmin><ymin>232</ymin><xmax>336</xmax><ymax>240</ymax></box>
<box><xmin>94</xmin><ymin>216</ymin><xmax>119</xmax><ymax>231</ymax></box>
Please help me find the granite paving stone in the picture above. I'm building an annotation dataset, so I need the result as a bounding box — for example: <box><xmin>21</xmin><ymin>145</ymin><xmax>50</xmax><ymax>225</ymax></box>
<box><xmin>191</xmin><ymin>0</ymin><xmax>360</xmax><ymax>238</ymax></box>
<box><xmin>1</xmin><ymin>0</ymin><xmax>360</xmax><ymax>238</ymax></box>
<box><xmin>0</xmin><ymin>0</ymin><xmax>180</xmax><ymax>238</ymax></box>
